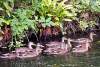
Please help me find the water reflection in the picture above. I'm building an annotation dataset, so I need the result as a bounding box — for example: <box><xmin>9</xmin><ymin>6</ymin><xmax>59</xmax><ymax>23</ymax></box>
<box><xmin>0</xmin><ymin>47</ymin><xmax>100</xmax><ymax>67</ymax></box>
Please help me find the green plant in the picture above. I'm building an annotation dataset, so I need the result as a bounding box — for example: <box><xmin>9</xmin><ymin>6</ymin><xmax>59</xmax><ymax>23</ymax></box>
<box><xmin>10</xmin><ymin>8</ymin><xmax>38</xmax><ymax>47</ymax></box>
<box><xmin>79</xmin><ymin>20</ymin><xmax>96</xmax><ymax>31</ymax></box>
<box><xmin>8</xmin><ymin>41</ymin><xmax>24</xmax><ymax>50</ymax></box>
<box><xmin>0</xmin><ymin>0</ymin><xmax>14</xmax><ymax>16</ymax></box>
<box><xmin>0</xmin><ymin>0</ymin><xmax>99</xmax><ymax>50</ymax></box>
<box><xmin>11</xmin><ymin>9</ymin><xmax>37</xmax><ymax>37</ymax></box>
<box><xmin>38</xmin><ymin>0</ymin><xmax>76</xmax><ymax>21</ymax></box>
<box><xmin>39</xmin><ymin>16</ymin><xmax>54</xmax><ymax>27</ymax></box>
<box><xmin>32</xmin><ymin>0</ymin><xmax>77</xmax><ymax>34</ymax></box>
<box><xmin>0</xmin><ymin>16</ymin><xmax>11</xmax><ymax>32</ymax></box>
<box><xmin>72</xmin><ymin>0</ymin><xmax>100</xmax><ymax>13</ymax></box>
<box><xmin>32</xmin><ymin>0</ymin><xmax>41</xmax><ymax>12</ymax></box>
<box><xmin>69</xmin><ymin>0</ymin><xmax>99</xmax><ymax>32</ymax></box>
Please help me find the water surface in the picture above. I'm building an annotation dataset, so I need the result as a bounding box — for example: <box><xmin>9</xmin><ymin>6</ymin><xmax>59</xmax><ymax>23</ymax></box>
<box><xmin>0</xmin><ymin>44</ymin><xmax>100</xmax><ymax>67</ymax></box>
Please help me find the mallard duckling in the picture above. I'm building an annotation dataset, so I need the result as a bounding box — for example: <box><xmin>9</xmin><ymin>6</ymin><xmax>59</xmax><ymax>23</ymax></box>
<box><xmin>16</xmin><ymin>42</ymin><xmax>43</xmax><ymax>58</ymax></box>
<box><xmin>44</xmin><ymin>37</ymin><xmax>72</xmax><ymax>55</ymax></box>
<box><xmin>16</xmin><ymin>42</ymin><xmax>36</xmax><ymax>52</ymax></box>
<box><xmin>61</xmin><ymin>37</ymin><xmax>72</xmax><ymax>49</ymax></box>
<box><xmin>15</xmin><ymin>42</ymin><xmax>36</xmax><ymax>56</ymax></box>
<box><xmin>35</xmin><ymin>43</ymin><xmax>44</xmax><ymax>55</ymax></box>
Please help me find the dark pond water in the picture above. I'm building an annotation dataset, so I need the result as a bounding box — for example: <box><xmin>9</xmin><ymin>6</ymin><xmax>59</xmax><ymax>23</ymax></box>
<box><xmin>0</xmin><ymin>43</ymin><xmax>100</xmax><ymax>67</ymax></box>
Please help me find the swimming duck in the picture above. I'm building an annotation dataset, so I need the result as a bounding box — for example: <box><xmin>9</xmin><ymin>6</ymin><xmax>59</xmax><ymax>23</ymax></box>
<box><xmin>15</xmin><ymin>42</ymin><xmax>43</xmax><ymax>58</ymax></box>
<box><xmin>73</xmin><ymin>32</ymin><xmax>96</xmax><ymax>43</ymax></box>
<box><xmin>72</xmin><ymin>32</ymin><xmax>96</xmax><ymax>53</ymax></box>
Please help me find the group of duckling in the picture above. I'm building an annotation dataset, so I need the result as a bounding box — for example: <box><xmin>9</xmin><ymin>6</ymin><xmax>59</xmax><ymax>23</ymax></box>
<box><xmin>0</xmin><ymin>42</ymin><xmax>44</xmax><ymax>59</ymax></box>
<box><xmin>43</xmin><ymin>37</ymin><xmax>72</xmax><ymax>55</ymax></box>
<box><xmin>43</xmin><ymin>32</ymin><xmax>96</xmax><ymax>55</ymax></box>
<box><xmin>0</xmin><ymin>32</ymin><xmax>96</xmax><ymax>59</ymax></box>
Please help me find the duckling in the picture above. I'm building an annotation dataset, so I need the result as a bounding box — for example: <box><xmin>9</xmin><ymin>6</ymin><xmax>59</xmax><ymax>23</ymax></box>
<box><xmin>15</xmin><ymin>42</ymin><xmax>36</xmax><ymax>56</ymax></box>
<box><xmin>61</xmin><ymin>37</ymin><xmax>72</xmax><ymax>50</ymax></box>
<box><xmin>16</xmin><ymin>42</ymin><xmax>43</xmax><ymax>58</ymax></box>
<box><xmin>35</xmin><ymin>43</ymin><xmax>44</xmax><ymax>55</ymax></box>
<box><xmin>44</xmin><ymin>37</ymin><xmax>72</xmax><ymax>55</ymax></box>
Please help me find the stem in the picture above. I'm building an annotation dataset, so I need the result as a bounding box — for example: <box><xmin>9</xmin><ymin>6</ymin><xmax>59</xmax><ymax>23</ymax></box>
<box><xmin>32</xmin><ymin>30</ymin><xmax>39</xmax><ymax>42</ymax></box>
<box><xmin>24</xmin><ymin>31</ymin><xmax>29</xmax><ymax>43</ymax></box>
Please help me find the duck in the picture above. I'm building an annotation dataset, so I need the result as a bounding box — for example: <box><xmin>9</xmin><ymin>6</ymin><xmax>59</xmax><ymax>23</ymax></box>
<box><xmin>15</xmin><ymin>42</ymin><xmax>43</xmax><ymax>58</ymax></box>
<box><xmin>44</xmin><ymin>37</ymin><xmax>72</xmax><ymax>55</ymax></box>
<box><xmin>73</xmin><ymin>32</ymin><xmax>96</xmax><ymax>43</ymax></box>
<box><xmin>72</xmin><ymin>32</ymin><xmax>96</xmax><ymax>53</ymax></box>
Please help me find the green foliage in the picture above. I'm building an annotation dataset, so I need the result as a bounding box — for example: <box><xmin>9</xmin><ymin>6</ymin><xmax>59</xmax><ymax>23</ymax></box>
<box><xmin>8</xmin><ymin>41</ymin><xmax>24</xmax><ymax>50</ymax></box>
<box><xmin>11</xmin><ymin>9</ymin><xmax>37</xmax><ymax>38</ymax></box>
<box><xmin>79</xmin><ymin>20</ymin><xmax>96</xmax><ymax>31</ymax></box>
<box><xmin>0</xmin><ymin>17</ymin><xmax>11</xmax><ymax>25</ymax></box>
<box><xmin>32</xmin><ymin>0</ymin><xmax>41</xmax><ymax>12</ymax></box>
<box><xmin>73</xmin><ymin>0</ymin><xmax>100</xmax><ymax>13</ymax></box>
<box><xmin>32</xmin><ymin>0</ymin><xmax>77</xmax><ymax>34</ymax></box>
<box><xmin>0</xmin><ymin>16</ymin><xmax>11</xmax><ymax>32</ymax></box>
<box><xmin>71</xmin><ymin>0</ymin><xmax>99</xmax><ymax>31</ymax></box>
<box><xmin>90</xmin><ymin>0</ymin><xmax>100</xmax><ymax>13</ymax></box>
<box><xmin>0</xmin><ymin>0</ymin><xmax>99</xmax><ymax>49</ymax></box>
<box><xmin>38</xmin><ymin>0</ymin><xmax>76</xmax><ymax>21</ymax></box>
<box><xmin>0</xmin><ymin>0</ymin><xmax>14</xmax><ymax>16</ymax></box>
<box><xmin>7</xmin><ymin>8</ymin><xmax>39</xmax><ymax>49</ymax></box>
<box><xmin>39</xmin><ymin>16</ymin><xmax>54</xmax><ymax>27</ymax></box>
